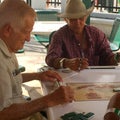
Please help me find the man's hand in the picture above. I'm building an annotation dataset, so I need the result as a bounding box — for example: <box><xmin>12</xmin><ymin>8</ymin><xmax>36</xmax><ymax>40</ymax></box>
<box><xmin>64</xmin><ymin>58</ymin><xmax>89</xmax><ymax>71</ymax></box>
<box><xmin>47</xmin><ymin>86</ymin><xmax>74</xmax><ymax>107</ymax></box>
<box><xmin>37</xmin><ymin>70</ymin><xmax>63</xmax><ymax>82</ymax></box>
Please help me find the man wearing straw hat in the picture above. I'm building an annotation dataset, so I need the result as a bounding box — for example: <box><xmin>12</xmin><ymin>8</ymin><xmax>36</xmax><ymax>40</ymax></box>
<box><xmin>46</xmin><ymin>0</ymin><xmax>120</xmax><ymax>71</ymax></box>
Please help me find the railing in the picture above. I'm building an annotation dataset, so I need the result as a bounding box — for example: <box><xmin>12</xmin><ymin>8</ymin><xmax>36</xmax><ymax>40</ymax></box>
<box><xmin>94</xmin><ymin>0</ymin><xmax>120</xmax><ymax>13</ymax></box>
<box><xmin>46</xmin><ymin>0</ymin><xmax>61</xmax><ymax>8</ymax></box>
<box><xmin>46</xmin><ymin>0</ymin><xmax>120</xmax><ymax>13</ymax></box>
<box><xmin>0</xmin><ymin>0</ymin><xmax>119</xmax><ymax>13</ymax></box>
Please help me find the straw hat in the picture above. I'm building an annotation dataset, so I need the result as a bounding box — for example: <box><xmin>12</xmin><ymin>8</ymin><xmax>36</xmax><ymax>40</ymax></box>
<box><xmin>58</xmin><ymin>0</ymin><xmax>94</xmax><ymax>19</ymax></box>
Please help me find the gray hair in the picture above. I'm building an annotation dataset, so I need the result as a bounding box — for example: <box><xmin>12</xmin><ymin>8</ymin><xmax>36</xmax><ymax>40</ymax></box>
<box><xmin>0</xmin><ymin>0</ymin><xmax>36</xmax><ymax>29</ymax></box>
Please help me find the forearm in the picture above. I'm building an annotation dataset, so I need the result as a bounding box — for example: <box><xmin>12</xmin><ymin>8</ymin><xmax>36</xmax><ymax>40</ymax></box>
<box><xmin>0</xmin><ymin>95</ymin><xmax>53</xmax><ymax>120</ymax></box>
<box><xmin>22</xmin><ymin>72</ymin><xmax>40</xmax><ymax>83</ymax></box>
<box><xmin>53</xmin><ymin>58</ymin><xmax>73</xmax><ymax>69</ymax></box>
<box><xmin>102</xmin><ymin>54</ymin><xmax>118</xmax><ymax>65</ymax></box>
<box><xmin>109</xmin><ymin>55</ymin><xmax>118</xmax><ymax>65</ymax></box>
<box><xmin>53</xmin><ymin>58</ymin><xmax>64</xmax><ymax>69</ymax></box>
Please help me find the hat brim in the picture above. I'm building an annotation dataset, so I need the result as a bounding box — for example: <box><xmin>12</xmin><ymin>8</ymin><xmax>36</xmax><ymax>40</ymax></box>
<box><xmin>58</xmin><ymin>5</ymin><xmax>94</xmax><ymax>19</ymax></box>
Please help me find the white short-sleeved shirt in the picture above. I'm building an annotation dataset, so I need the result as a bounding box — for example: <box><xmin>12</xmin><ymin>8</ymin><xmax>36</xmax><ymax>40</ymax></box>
<box><xmin>0</xmin><ymin>39</ymin><xmax>24</xmax><ymax>111</ymax></box>
<box><xmin>0</xmin><ymin>39</ymin><xmax>46</xmax><ymax>120</ymax></box>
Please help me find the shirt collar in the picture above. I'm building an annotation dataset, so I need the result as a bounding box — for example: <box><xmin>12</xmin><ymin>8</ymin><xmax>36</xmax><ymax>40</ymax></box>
<box><xmin>0</xmin><ymin>39</ymin><xmax>13</xmax><ymax>58</ymax></box>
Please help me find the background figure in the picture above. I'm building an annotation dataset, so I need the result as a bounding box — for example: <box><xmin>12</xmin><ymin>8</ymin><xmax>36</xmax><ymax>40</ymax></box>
<box><xmin>0</xmin><ymin>0</ymin><xmax>74</xmax><ymax>120</ymax></box>
<box><xmin>104</xmin><ymin>92</ymin><xmax>120</xmax><ymax>120</ymax></box>
<box><xmin>46</xmin><ymin>0</ymin><xmax>120</xmax><ymax>71</ymax></box>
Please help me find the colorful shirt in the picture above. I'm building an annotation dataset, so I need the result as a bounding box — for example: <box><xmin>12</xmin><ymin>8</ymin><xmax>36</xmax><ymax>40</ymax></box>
<box><xmin>46</xmin><ymin>25</ymin><xmax>115</xmax><ymax>66</ymax></box>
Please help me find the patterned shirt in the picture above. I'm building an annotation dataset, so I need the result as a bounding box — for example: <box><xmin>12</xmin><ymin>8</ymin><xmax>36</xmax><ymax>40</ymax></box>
<box><xmin>46</xmin><ymin>25</ymin><xmax>115</xmax><ymax>67</ymax></box>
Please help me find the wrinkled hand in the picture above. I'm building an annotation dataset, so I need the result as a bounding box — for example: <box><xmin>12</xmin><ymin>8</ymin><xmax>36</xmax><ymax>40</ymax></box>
<box><xmin>38</xmin><ymin>70</ymin><xmax>62</xmax><ymax>82</ymax></box>
<box><xmin>48</xmin><ymin>86</ymin><xmax>74</xmax><ymax>107</ymax></box>
<box><xmin>64</xmin><ymin>58</ymin><xmax>89</xmax><ymax>71</ymax></box>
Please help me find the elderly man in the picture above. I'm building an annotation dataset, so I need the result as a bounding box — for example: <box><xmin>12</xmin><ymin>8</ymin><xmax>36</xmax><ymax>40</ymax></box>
<box><xmin>0</xmin><ymin>0</ymin><xmax>74</xmax><ymax>120</ymax></box>
<box><xmin>104</xmin><ymin>92</ymin><xmax>120</xmax><ymax>120</ymax></box>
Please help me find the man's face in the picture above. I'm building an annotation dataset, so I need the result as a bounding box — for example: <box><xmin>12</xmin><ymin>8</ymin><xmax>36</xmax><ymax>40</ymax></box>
<box><xmin>8</xmin><ymin>16</ymin><xmax>34</xmax><ymax>52</ymax></box>
<box><xmin>65</xmin><ymin>16</ymin><xmax>87</xmax><ymax>33</ymax></box>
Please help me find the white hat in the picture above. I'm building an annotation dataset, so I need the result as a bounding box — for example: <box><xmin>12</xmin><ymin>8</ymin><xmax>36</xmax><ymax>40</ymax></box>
<box><xmin>58</xmin><ymin>0</ymin><xmax>94</xmax><ymax>19</ymax></box>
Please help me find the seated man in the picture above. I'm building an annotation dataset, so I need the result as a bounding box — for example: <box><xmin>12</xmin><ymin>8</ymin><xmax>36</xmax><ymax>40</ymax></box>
<box><xmin>104</xmin><ymin>92</ymin><xmax>120</xmax><ymax>120</ymax></box>
<box><xmin>46</xmin><ymin>0</ymin><xmax>120</xmax><ymax>71</ymax></box>
<box><xmin>0</xmin><ymin>0</ymin><xmax>74</xmax><ymax>120</ymax></box>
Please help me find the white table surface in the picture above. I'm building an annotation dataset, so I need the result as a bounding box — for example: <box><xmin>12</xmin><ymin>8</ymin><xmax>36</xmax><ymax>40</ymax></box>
<box><xmin>42</xmin><ymin>67</ymin><xmax>120</xmax><ymax>120</ymax></box>
<box><xmin>32</xmin><ymin>21</ymin><xmax>66</xmax><ymax>36</ymax></box>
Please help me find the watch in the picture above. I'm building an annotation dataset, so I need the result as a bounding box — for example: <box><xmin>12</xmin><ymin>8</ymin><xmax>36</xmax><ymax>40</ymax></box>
<box><xmin>59</xmin><ymin>58</ymin><xmax>66</xmax><ymax>68</ymax></box>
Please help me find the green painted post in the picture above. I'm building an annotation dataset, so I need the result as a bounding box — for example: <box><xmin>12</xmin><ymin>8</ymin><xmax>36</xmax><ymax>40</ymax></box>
<box><xmin>119</xmin><ymin>0</ymin><xmax>120</xmax><ymax>5</ymax></box>
<box><xmin>82</xmin><ymin>0</ymin><xmax>91</xmax><ymax>25</ymax></box>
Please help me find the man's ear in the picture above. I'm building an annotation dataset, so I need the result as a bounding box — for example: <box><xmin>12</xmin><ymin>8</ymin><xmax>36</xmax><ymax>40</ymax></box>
<box><xmin>2</xmin><ymin>24</ymin><xmax>12</xmax><ymax>37</ymax></box>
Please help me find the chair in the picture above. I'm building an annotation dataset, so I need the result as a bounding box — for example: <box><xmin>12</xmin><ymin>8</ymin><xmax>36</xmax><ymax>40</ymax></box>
<box><xmin>34</xmin><ymin>34</ymin><xmax>49</xmax><ymax>49</ymax></box>
<box><xmin>34</xmin><ymin>10</ymin><xmax>60</xmax><ymax>49</ymax></box>
<box><xmin>109</xmin><ymin>17</ymin><xmax>120</xmax><ymax>51</ymax></box>
<box><xmin>35</xmin><ymin>9</ymin><xmax>60</xmax><ymax>21</ymax></box>
<box><xmin>47</xmin><ymin>30</ymin><xmax>56</xmax><ymax>47</ymax></box>
<box><xmin>37</xmin><ymin>31</ymin><xmax>56</xmax><ymax>72</ymax></box>
<box><xmin>16</xmin><ymin>49</ymin><xmax>24</xmax><ymax>53</ymax></box>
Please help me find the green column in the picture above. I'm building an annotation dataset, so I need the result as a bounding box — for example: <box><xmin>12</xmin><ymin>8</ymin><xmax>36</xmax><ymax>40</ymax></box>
<box><xmin>119</xmin><ymin>0</ymin><xmax>120</xmax><ymax>5</ymax></box>
<box><xmin>82</xmin><ymin>0</ymin><xmax>91</xmax><ymax>25</ymax></box>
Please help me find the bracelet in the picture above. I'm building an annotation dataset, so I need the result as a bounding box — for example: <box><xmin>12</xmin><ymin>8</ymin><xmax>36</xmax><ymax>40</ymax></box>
<box><xmin>59</xmin><ymin>58</ymin><xmax>66</xmax><ymax>68</ymax></box>
<box><xmin>106</xmin><ymin>108</ymin><xmax>120</xmax><ymax>117</ymax></box>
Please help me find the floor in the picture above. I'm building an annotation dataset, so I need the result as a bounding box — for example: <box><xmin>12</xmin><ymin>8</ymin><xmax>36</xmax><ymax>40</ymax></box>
<box><xmin>16</xmin><ymin>35</ymin><xmax>48</xmax><ymax>97</ymax></box>
<box><xmin>16</xmin><ymin>35</ymin><xmax>47</xmax><ymax>73</ymax></box>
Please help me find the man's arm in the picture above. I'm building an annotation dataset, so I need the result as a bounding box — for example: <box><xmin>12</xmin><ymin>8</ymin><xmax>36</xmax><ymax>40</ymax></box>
<box><xmin>0</xmin><ymin>86</ymin><xmax>74</xmax><ymax>120</ymax></box>
<box><xmin>22</xmin><ymin>70</ymin><xmax>62</xmax><ymax>83</ymax></box>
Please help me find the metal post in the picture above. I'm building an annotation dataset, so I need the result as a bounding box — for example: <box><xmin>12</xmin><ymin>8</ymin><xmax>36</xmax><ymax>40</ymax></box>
<box><xmin>106</xmin><ymin>0</ymin><xmax>114</xmax><ymax>12</ymax></box>
<box><xmin>26</xmin><ymin>0</ymin><xmax>31</xmax><ymax>6</ymax></box>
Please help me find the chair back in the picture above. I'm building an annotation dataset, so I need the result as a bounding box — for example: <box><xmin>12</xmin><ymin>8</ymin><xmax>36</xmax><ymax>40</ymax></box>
<box><xmin>34</xmin><ymin>34</ymin><xmax>49</xmax><ymax>49</ymax></box>
<box><xmin>49</xmin><ymin>31</ymin><xmax>56</xmax><ymax>44</ymax></box>
<box><xmin>35</xmin><ymin>10</ymin><xmax>60</xmax><ymax>21</ymax></box>
<box><xmin>109</xmin><ymin>17</ymin><xmax>120</xmax><ymax>51</ymax></box>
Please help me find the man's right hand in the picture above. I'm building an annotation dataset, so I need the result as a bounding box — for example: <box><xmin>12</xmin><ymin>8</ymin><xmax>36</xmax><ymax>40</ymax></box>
<box><xmin>47</xmin><ymin>86</ymin><xmax>74</xmax><ymax>107</ymax></box>
<box><xmin>64</xmin><ymin>58</ymin><xmax>89</xmax><ymax>71</ymax></box>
